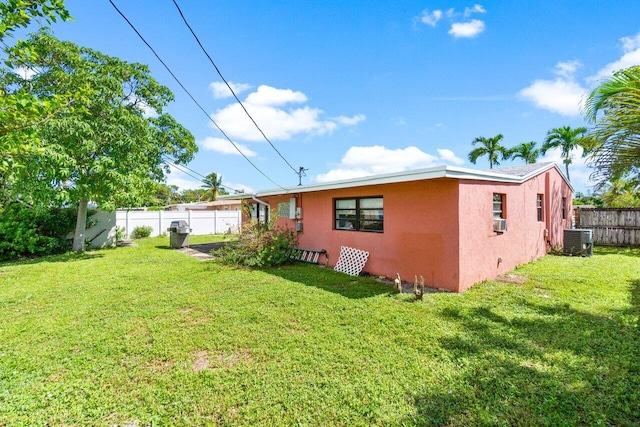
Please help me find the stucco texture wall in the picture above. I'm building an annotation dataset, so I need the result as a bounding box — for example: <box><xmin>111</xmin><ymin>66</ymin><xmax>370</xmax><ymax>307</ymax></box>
<box><xmin>263</xmin><ymin>167</ymin><xmax>572</xmax><ymax>293</ymax></box>
<box><xmin>268</xmin><ymin>179</ymin><xmax>462</xmax><ymax>292</ymax></box>
<box><xmin>457</xmin><ymin>169</ymin><xmax>572</xmax><ymax>291</ymax></box>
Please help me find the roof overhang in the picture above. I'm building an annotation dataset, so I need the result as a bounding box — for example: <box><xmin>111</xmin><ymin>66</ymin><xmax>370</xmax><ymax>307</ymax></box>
<box><xmin>218</xmin><ymin>163</ymin><xmax>573</xmax><ymax>200</ymax></box>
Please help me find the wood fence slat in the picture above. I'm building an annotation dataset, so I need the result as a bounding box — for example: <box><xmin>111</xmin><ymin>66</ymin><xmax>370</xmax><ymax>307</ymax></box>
<box><xmin>576</xmin><ymin>207</ymin><xmax>640</xmax><ymax>246</ymax></box>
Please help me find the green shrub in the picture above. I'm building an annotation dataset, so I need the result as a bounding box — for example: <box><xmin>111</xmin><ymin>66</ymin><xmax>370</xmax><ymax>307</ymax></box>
<box><xmin>131</xmin><ymin>225</ymin><xmax>153</xmax><ymax>239</ymax></box>
<box><xmin>214</xmin><ymin>219</ymin><xmax>297</xmax><ymax>267</ymax></box>
<box><xmin>115</xmin><ymin>226</ymin><xmax>127</xmax><ymax>241</ymax></box>
<box><xmin>0</xmin><ymin>203</ymin><xmax>80</xmax><ymax>261</ymax></box>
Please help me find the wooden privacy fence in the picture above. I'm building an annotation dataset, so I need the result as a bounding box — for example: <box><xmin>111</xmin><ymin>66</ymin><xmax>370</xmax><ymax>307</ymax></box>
<box><xmin>576</xmin><ymin>208</ymin><xmax>640</xmax><ymax>246</ymax></box>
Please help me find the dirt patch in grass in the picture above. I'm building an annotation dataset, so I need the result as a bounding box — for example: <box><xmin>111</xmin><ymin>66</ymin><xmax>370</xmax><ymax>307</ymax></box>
<box><xmin>147</xmin><ymin>359</ymin><xmax>175</xmax><ymax>374</ymax></box>
<box><xmin>192</xmin><ymin>350</ymin><xmax>210</xmax><ymax>372</ymax></box>
<box><xmin>192</xmin><ymin>349</ymin><xmax>253</xmax><ymax>372</ymax></box>
<box><xmin>495</xmin><ymin>274</ymin><xmax>529</xmax><ymax>285</ymax></box>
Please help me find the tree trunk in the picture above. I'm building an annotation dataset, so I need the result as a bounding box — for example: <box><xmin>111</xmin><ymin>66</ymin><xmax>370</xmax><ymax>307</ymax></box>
<box><xmin>72</xmin><ymin>197</ymin><xmax>88</xmax><ymax>252</ymax></box>
<box><xmin>565</xmin><ymin>163</ymin><xmax>571</xmax><ymax>182</ymax></box>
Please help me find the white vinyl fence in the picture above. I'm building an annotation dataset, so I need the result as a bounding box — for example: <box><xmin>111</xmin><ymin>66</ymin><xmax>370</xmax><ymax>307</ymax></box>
<box><xmin>116</xmin><ymin>210</ymin><xmax>242</xmax><ymax>238</ymax></box>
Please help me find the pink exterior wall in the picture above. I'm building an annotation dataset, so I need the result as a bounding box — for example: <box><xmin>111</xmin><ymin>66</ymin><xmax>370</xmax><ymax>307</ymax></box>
<box><xmin>266</xmin><ymin>179</ymin><xmax>462</xmax><ymax>292</ymax></box>
<box><xmin>457</xmin><ymin>168</ymin><xmax>572</xmax><ymax>291</ymax></box>
<box><xmin>259</xmin><ymin>167</ymin><xmax>572</xmax><ymax>293</ymax></box>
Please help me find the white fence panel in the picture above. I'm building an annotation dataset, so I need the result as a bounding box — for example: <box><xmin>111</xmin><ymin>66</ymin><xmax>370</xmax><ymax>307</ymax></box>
<box><xmin>116</xmin><ymin>210</ymin><xmax>241</xmax><ymax>238</ymax></box>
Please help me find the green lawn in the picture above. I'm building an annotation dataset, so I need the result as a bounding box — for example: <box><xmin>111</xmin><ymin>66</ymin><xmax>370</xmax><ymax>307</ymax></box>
<box><xmin>1</xmin><ymin>238</ymin><xmax>638</xmax><ymax>426</ymax></box>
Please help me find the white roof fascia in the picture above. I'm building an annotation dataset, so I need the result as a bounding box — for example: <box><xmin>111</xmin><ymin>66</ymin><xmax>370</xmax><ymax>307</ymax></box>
<box><xmin>218</xmin><ymin>163</ymin><xmax>572</xmax><ymax>199</ymax></box>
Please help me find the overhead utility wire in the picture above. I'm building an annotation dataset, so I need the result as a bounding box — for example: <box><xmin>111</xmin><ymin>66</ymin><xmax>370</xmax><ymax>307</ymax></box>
<box><xmin>108</xmin><ymin>0</ymin><xmax>285</xmax><ymax>191</ymax></box>
<box><xmin>161</xmin><ymin>154</ymin><xmax>244</xmax><ymax>194</ymax></box>
<box><xmin>170</xmin><ymin>0</ymin><xmax>302</xmax><ymax>176</ymax></box>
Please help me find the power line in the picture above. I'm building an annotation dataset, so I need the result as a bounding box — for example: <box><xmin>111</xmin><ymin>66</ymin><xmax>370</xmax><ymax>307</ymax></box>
<box><xmin>107</xmin><ymin>0</ymin><xmax>286</xmax><ymax>191</ymax></box>
<box><xmin>171</xmin><ymin>0</ymin><xmax>301</xmax><ymax>176</ymax></box>
<box><xmin>161</xmin><ymin>155</ymin><xmax>245</xmax><ymax>194</ymax></box>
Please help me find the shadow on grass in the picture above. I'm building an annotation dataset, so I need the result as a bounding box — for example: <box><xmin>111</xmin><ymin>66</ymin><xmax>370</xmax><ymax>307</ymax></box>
<box><xmin>407</xmin><ymin>296</ymin><xmax>640</xmax><ymax>425</ymax></box>
<box><xmin>0</xmin><ymin>250</ymin><xmax>105</xmax><ymax>267</ymax></box>
<box><xmin>594</xmin><ymin>246</ymin><xmax>640</xmax><ymax>258</ymax></box>
<box><xmin>631</xmin><ymin>278</ymin><xmax>640</xmax><ymax>319</ymax></box>
<box><xmin>263</xmin><ymin>262</ymin><xmax>392</xmax><ymax>299</ymax></box>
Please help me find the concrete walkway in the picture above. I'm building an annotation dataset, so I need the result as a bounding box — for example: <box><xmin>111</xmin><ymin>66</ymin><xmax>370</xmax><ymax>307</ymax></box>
<box><xmin>177</xmin><ymin>242</ymin><xmax>226</xmax><ymax>261</ymax></box>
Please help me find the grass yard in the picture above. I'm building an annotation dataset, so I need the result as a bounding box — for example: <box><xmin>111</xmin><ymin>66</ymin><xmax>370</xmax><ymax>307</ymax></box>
<box><xmin>0</xmin><ymin>238</ymin><xmax>638</xmax><ymax>426</ymax></box>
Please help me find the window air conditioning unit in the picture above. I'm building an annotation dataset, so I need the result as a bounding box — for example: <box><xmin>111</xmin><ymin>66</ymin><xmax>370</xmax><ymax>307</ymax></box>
<box><xmin>563</xmin><ymin>229</ymin><xmax>593</xmax><ymax>256</ymax></box>
<box><xmin>493</xmin><ymin>218</ymin><xmax>507</xmax><ymax>232</ymax></box>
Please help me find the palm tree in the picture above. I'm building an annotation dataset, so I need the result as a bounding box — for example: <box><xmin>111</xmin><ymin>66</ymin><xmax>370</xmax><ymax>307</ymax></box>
<box><xmin>509</xmin><ymin>141</ymin><xmax>540</xmax><ymax>164</ymax></box>
<box><xmin>583</xmin><ymin>65</ymin><xmax>640</xmax><ymax>188</ymax></box>
<box><xmin>541</xmin><ymin>126</ymin><xmax>588</xmax><ymax>182</ymax></box>
<box><xmin>201</xmin><ymin>172</ymin><xmax>223</xmax><ymax>201</ymax></box>
<box><xmin>468</xmin><ymin>134</ymin><xmax>509</xmax><ymax>169</ymax></box>
<box><xmin>600</xmin><ymin>178</ymin><xmax>640</xmax><ymax>207</ymax></box>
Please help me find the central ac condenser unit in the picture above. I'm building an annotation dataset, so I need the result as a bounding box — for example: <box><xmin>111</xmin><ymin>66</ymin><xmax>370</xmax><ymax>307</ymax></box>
<box><xmin>563</xmin><ymin>229</ymin><xmax>593</xmax><ymax>256</ymax></box>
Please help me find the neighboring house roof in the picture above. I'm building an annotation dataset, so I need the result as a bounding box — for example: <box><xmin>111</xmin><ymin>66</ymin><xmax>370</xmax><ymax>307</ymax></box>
<box><xmin>165</xmin><ymin>200</ymin><xmax>242</xmax><ymax>210</ymax></box>
<box><xmin>220</xmin><ymin>162</ymin><xmax>573</xmax><ymax>199</ymax></box>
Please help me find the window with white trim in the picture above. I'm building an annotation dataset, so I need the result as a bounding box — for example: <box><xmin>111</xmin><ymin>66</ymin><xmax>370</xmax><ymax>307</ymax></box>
<box><xmin>335</xmin><ymin>197</ymin><xmax>383</xmax><ymax>232</ymax></box>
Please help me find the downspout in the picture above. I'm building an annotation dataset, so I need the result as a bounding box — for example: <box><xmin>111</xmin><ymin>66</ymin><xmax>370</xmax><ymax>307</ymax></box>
<box><xmin>545</xmin><ymin>172</ymin><xmax>552</xmax><ymax>248</ymax></box>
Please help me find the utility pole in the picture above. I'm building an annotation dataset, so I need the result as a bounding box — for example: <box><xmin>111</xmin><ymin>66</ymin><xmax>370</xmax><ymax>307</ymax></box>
<box><xmin>297</xmin><ymin>166</ymin><xmax>308</xmax><ymax>186</ymax></box>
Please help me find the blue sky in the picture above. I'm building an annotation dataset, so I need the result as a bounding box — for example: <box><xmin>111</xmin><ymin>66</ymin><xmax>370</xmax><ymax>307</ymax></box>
<box><xmin>44</xmin><ymin>0</ymin><xmax>640</xmax><ymax>195</ymax></box>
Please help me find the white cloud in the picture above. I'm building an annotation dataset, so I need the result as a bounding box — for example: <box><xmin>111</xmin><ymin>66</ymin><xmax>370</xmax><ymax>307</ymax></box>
<box><xmin>419</xmin><ymin>9</ymin><xmax>443</xmax><ymax>26</ymax></box>
<box><xmin>199</xmin><ymin>137</ymin><xmax>257</xmax><ymax>157</ymax></box>
<box><xmin>315</xmin><ymin>168</ymin><xmax>374</xmax><ymax>183</ymax></box>
<box><xmin>210</xmin><ymin>84</ymin><xmax>364</xmax><ymax>142</ymax></box>
<box><xmin>223</xmin><ymin>181</ymin><xmax>255</xmax><ymax>195</ymax></box>
<box><xmin>555</xmin><ymin>60</ymin><xmax>582</xmax><ymax>78</ymax></box>
<box><xmin>244</xmin><ymin>85</ymin><xmax>307</xmax><ymax>106</ymax></box>
<box><xmin>518</xmin><ymin>61</ymin><xmax>587</xmax><ymax>116</ymax></box>
<box><xmin>437</xmin><ymin>148</ymin><xmax>465</xmax><ymax>165</ymax></box>
<box><xmin>518</xmin><ymin>78</ymin><xmax>586</xmax><ymax>116</ymax></box>
<box><xmin>315</xmin><ymin>145</ymin><xmax>465</xmax><ymax>183</ymax></box>
<box><xmin>587</xmin><ymin>32</ymin><xmax>640</xmax><ymax>83</ymax></box>
<box><xmin>449</xmin><ymin>19</ymin><xmax>485</xmax><ymax>38</ymax></box>
<box><xmin>621</xmin><ymin>32</ymin><xmax>640</xmax><ymax>52</ymax></box>
<box><xmin>165</xmin><ymin>165</ymin><xmax>202</xmax><ymax>190</ymax></box>
<box><xmin>210</xmin><ymin>81</ymin><xmax>252</xmax><ymax>99</ymax></box>
<box><xmin>519</xmin><ymin>31</ymin><xmax>640</xmax><ymax>116</ymax></box>
<box><xmin>417</xmin><ymin>6</ymin><xmax>487</xmax><ymax>38</ymax></box>
<box><xmin>334</xmin><ymin>114</ymin><xmax>366</xmax><ymax>126</ymax></box>
<box><xmin>464</xmin><ymin>4</ymin><xmax>486</xmax><ymax>17</ymax></box>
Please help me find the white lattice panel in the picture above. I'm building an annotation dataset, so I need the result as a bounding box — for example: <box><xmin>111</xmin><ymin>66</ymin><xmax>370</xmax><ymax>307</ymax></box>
<box><xmin>333</xmin><ymin>246</ymin><xmax>370</xmax><ymax>276</ymax></box>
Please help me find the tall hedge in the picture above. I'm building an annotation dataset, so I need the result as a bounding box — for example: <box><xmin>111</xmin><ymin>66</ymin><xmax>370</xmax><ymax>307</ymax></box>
<box><xmin>0</xmin><ymin>203</ymin><xmax>80</xmax><ymax>260</ymax></box>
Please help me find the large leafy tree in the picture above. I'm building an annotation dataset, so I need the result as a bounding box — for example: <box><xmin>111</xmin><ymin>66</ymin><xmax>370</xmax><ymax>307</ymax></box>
<box><xmin>541</xmin><ymin>126</ymin><xmax>588</xmax><ymax>182</ymax></box>
<box><xmin>509</xmin><ymin>141</ymin><xmax>540</xmax><ymax>164</ymax></box>
<box><xmin>0</xmin><ymin>1</ymin><xmax>72</xmax><ymax>171</ymax></box>
<box><xmin>0</xmin><ymin>0</ymin><xmax>70</xmax><ymax>41</ymax></box>
<box><xmin>468</xmin><ymin>134</ymin><xmax>509</xmax><ymax>169</ymax></box>
<box><xmin>5</xmin><ymin>31</ymin><xmax>197</xmax><ymax>251</ymax></box>
<box><xmin>583</xmin><ymin>65</ymin><xmax>640</xmax><ymax>188</ymax></box>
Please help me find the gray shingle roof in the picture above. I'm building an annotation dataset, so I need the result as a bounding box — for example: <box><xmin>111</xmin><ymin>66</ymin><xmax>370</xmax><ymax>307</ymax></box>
<box><xmin>488</xmin><ymin>162</ymin><xmax>556</xmax><ymax>177</ymax></box>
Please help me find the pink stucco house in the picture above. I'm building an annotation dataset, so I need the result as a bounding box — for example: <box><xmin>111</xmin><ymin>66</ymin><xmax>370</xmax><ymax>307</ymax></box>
<box><xmin>224</xmin><ymin>162</ymin><xmax>573</xmax><ymax>292</ymax></box>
